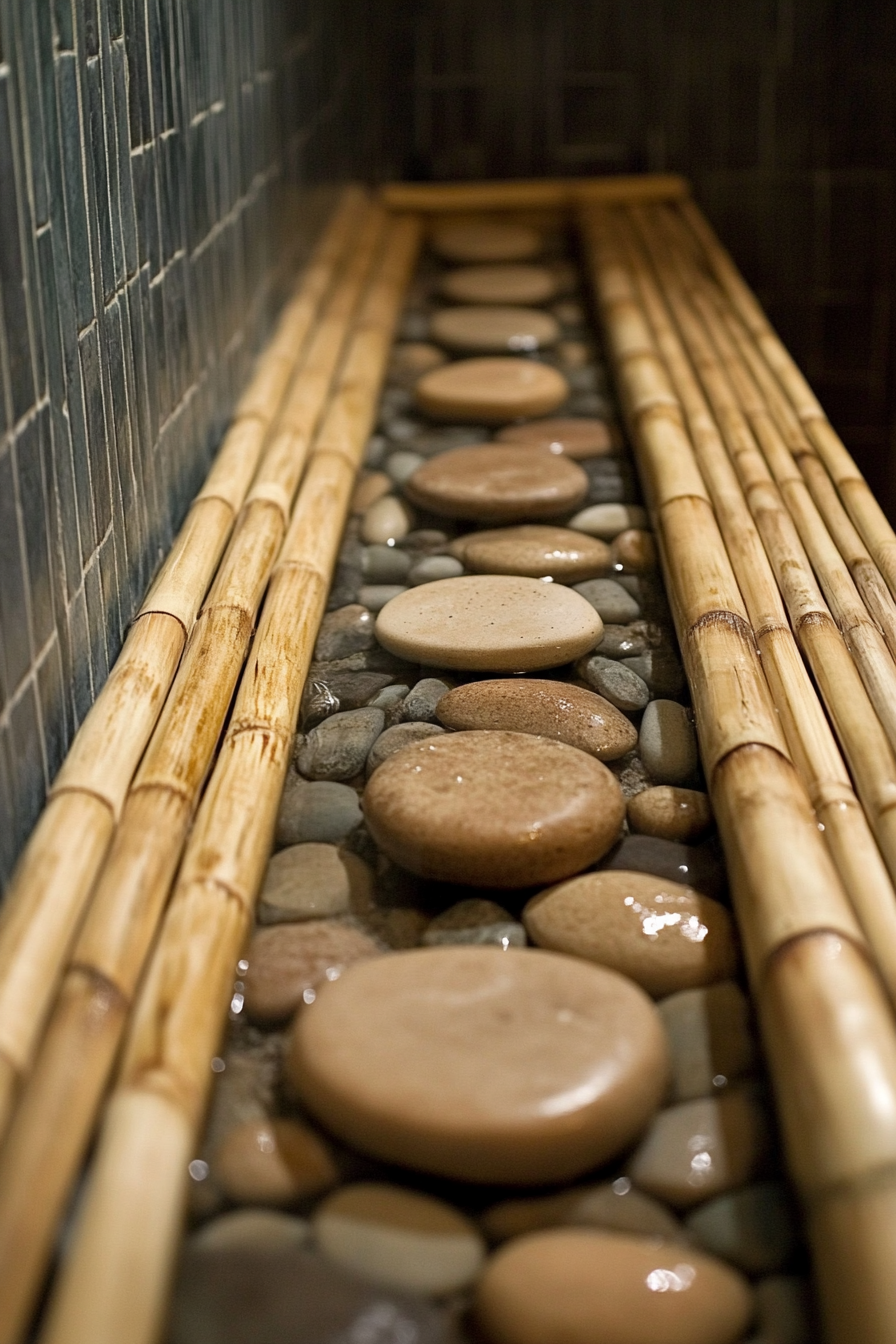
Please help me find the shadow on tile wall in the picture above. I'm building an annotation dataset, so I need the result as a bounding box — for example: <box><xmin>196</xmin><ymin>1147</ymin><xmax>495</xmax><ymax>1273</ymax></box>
<box><xmin>0</xmin><ymin>0</ymin><xmax>375</xmax><ymax>888</ymax></box>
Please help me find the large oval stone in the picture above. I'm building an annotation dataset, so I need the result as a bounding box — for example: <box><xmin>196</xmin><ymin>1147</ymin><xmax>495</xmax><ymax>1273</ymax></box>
<box><xmin>459</xmin><ymin>525</ymin><xmax>610</xmax><ymax>582</ymax></box>
<box><xmin>496</xmin><ymin>416</ymin><xmax>617</xmax><ymax>459</ymax></box>
<box><xmin>405</xmin><ymin>445</ymin><xmax>587</xmax><ymax>522</ymax></box>
<box><xmin>415</xmin><ymin>358</ymin><xmax>569</xmax><ymax>424</ymax></box>
<box><xmin>430</xmin><ymin>222</ymin><xmax>543</xmax><ymax>263</ymax></box>
<box><xmin>440</xmin><ymin>264</ymin><xmax>558</xmax><ymax>306</ymax></box>
<box><xmin>430</xmin><ymin>305</ymin><xmax>559</xmax><ymax>354</ymax></box>
<box><xmin>436</xmin><ymin>679</ymin><xmax>637</xmax><ymax>761</ymax></box>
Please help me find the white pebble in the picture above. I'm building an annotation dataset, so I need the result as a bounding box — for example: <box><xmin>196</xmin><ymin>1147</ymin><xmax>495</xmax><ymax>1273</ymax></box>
<box><xmin>568</xmin><ymin>503</ymin><xmax>649</xmax><ymax>539</ymax></box>
<box><xmin>385</xmin><ymin>451</ymin><xmax>426</xmax><ymax>486</ymax></box>
<box><xmin>361</xmin><ymin>496</ymin><xmax>414</xmax><ymax>545</ymax></box>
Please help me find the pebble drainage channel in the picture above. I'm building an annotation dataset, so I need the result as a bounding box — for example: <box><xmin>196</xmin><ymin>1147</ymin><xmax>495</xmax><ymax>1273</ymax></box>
<box><xmin>169</xmin><ymin>220</ymin><xmax>815</xmax><ymax>1344</ymax></box>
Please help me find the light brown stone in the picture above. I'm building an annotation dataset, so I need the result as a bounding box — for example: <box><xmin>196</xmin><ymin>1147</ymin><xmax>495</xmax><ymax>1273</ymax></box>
<box><xmin>243</xmin><ymin>920</ymin><xmax>383</xmax><ymax>1025</ymax></box>
<box><xmin>388</xmin><ymin>341</ymin><xmax>447</xmax><ymax>387</ymax></box>
<box><xmin>405</xmin><ymin>444</ymin><xmax>587</xmax><ymax>521</ymax></box>
<box><xmin>658</xmin><ymin>982</ymin><xmax>758</xmax><ymax>1103</ymax></box>
<box><xmin>350</xmin><ymin>471</ymin><xmax>392</xmax><ymax>515</ymax></box>
<box><xmin>257</xmin><ymin>844</ymin><xmax>373</xmax><ymax>924</ymax></box>
<box><xmin>461</xmin><ymin>524</ymin><xmax>610</xmax><ymax>581</ymax></box>
<box><xmin>628</xmin><ymin>787</ymin><xmax>714</xmax><ymax>844</ymax></box>
<box><xmin>612</xmin><ymin>527</ymin><xmax>658</xmax><ymax>573</ymax></box>
<box><xmin>523</xmin><ymin>870</ymin><xmax>737</xmax><ymax>997</ymax></box>
<box><xmin>440</xmin><ymin>264</ymin><xmax>558</xmax><ymax>306</ymax></box>
<box><xmin>568</xmin><ymin>501</ymin><xmax>649</xmax><ymax>536</ymax></box>
<box><xmin>211</xmin><ymin>1118</ymin><xmax>338</xmax><ymax>1206</ymax></box>
<box><xmin>363</xmin><ymin>730</ymin><xmax>625</xmax><ymax>886</ymax></box>
<box><xmin>430</xmin><ymin>305</ymin><xmax>559</xmax><ymax>354</ymax></box>
<box><xmin>431</xmin><ymin>222</ymin><xmax>543</xmax><ymax>263</ymax></box>
<box><xmin>436</xmin><ymin>678</ymin><xmax>637</xmax><ymax>761</ymax></box>
<box><xmin>415</xmin><ymin>357</ymin><xmax>569</xmax><ymax>424</ymax></box>
<box><xmin>496</xmin><ymin>416</ymin><xmax>617</xmax><ymax>459</ymax></box>
<box><xmin>475</xmin><ymin>1228</ymin><xmax>753</xmax><ymax>1344</ymax></box>
<box><xmin>374</xmin><ymin>575</ymin><xmax>602</xmax><ymax>672</ymax></box>
<box><xmin>360</xmin><ymin>495</ymin><xmax>414</xmax><ymax>545</ymax></box>
<box><xmin>288</xmin><ymin>945</ymin><xmax>669</xmax><ymax>1184</ymax></box>
<box><xmin>481</xmin><ymin>1179</ymin><xmax>685</xmax><ymax>1244</ymax></box>
<box><xmin>189</xmin><ymin>1208</ymin><xmax>311</xmax><ymax>1251</ymax></box>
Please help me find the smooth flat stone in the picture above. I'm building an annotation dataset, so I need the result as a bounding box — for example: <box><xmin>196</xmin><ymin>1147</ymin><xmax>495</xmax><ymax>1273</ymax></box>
<box><xmin>436</xmin><ymin>679</ymin><xmax>637</xmax><ymax>761</ymax></box>
<box><xmin>629</xmin><ymin>786</ymin><xmax>714</xmax><ymax>844</ymax></box>
<box><xmin>314</xmin><ymin>1183</ymin><xmax>486</xmax><ymax>1295</ymax></box>
<box><xmin>288</xmin><ymin>946</ymin><xmax>668</xmax><ymax>1184</ymax></box>
<box><xmin>296</xmin><ymin>707</ymin><xmax>385</xmax><ymax>782</ymax></box>
<box><xmin>602</xmin><ymin>835</ymin><xmax>728</xmax><ymax>902</ymax></box>
<box><xmin>388</xmin><ymin>341</ymin><xmax>448</xmax><ymax>387</ymax></box>
<box><xmin>579</xmin><ymin>654</ymin><xmax>651</xmax><ymax>711</ymax></box>
<box><xmin>461</xmin><ymin>524</ymin><xmax>610</xmax><ymax>581</ymax></box>
<box><xmin>496</xmin><ymin>417</ymin><xmax>616</xmax><ymax>460</ymax></box>
<box><xmin>569</xmin><ymin>502</ymin><xmax>649</xmax><ymax>537</ymax></box>
<box><xmin>612</xmin><ymin>527</ymin><xmax>658</xmax><ymax>573</ymax></box>
<box><xmin>350</xmin><ymin>472</ymin><xmax>392</xmax><ymax>515</ymax></box>
<box><xmin>627</xmin><ymin>1088</ymin><xmax>773</xmax><ymax>1208</ymax></box>
<box><xmin>366</xmin><ymin>722</ymin><xmax>446</xmax><ymax>775</ymax></box>
<box><xmin>375</xmin><ymin>576</ymin><xmax>602</xmax><ymax>672</ymax></box>
<box><xmin>258</xmin><ymin>844</ymin><xmax>372</xmax><ymax>924</ymax></box>
<box><xmin>356</xmin><ymin>584</ymin><xmax>408</xmax><ymax>613</ymax></box>
<box><xmin>430</xmin><ymin>305</ymin><xmax>559</xmax><ymax>355</ymax></box>
<box><xmin>401</xmin><ymin>677</ymin><xmax>454</xmax><ymax>723</ymax></box>
<box><xmin>475</xmin><ymin>1229</ymin><xmax>753</xmax><ymax>1344</ymax></box>
<box><xmin>416</xmin><ymin>358</ymin><xmax>569</xmax><ymax>425</ymax></box>
<box><xmin>408</xmin><ymin>554</ymin><xmax>465</xmax><ymax>585</ymax></box>
<box><xmin>574</xmin><ymin>577</ymin><xmax>641</xmax><ymax>623</ymax></box>
<box><xmin>211</xmin><ymin>1118</ymin><xmax>338</xmax><ymax>1206</ymax></box>
<box><xmin>431</xmin><ymin>222</ymin><xmax>543</xmax><ymax>263</ymax></box>
<box><xmin>363</xmin><ymin>730</ymin><xmax>625</xmax><ymax>887</ymax></box>
<box><xmin>275</xmin><ymin>778</ymin><xmax>362</xmax><ymax>846</ymax></box>
<box><xmin>190</xmin><ymin>1209</ymin><xmax>311</xmax><ymax>1252</ymax></box>
<box><xmin>523</xmin><ymin>870</ymin><xmax>737</xmax><ymax>998</ymax></box>
<box><xmin>481</xmin><ymin>1179</ymin><xmax>685</xmax><ymax>1245</ymax></box>
<box><xmin>406</xmin><ymin>445</ymin><xmax>587</xmax><ymax>522</ymax></box>
<box><xmin>640</xmin><ymin>700</ymin><xmax>700</xmax><ymax>784</ymax></box>
<box><xmin>243</xmin><ymin>920</ymin><xmax>383</xmax><ymax>1025</ymax></box>
<box><xmin>360</xmin><ymin>495</ymin><xmax>414</xmax><ymax>545</ymax></box>
<box><xmin>658</xmin><ymin>982</ymin><xmax>758</xmax><ymax>1104</ymax></box>
<box><xmin>440</xmin><ymin>264</ymin><xmax>558</xmax><ymax>306</ymax></box>
<box><xmin>685</xmin><ymin>1182</ymin><xmax>798</xmax><ymax>1276</ymax></box>
<box><xmin>314</xmin><ymin>605</ymin><xmax>376</xmax><ymax>662</ymax></box>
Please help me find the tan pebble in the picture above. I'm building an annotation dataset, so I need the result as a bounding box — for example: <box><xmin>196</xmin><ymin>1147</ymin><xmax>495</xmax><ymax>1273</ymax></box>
<box><xmin>416</xmin><ymin>357</ymin><xmax>569</xmax><ymax>425</ymax></box>
<box><xmin>556</xmin><ymin>339</ymin><xmax>592</xmax><ymax>369</ymax></box>
<box><xmin>496</xmin><ymin>416</ymin><xmax>616</xmax><ymax>459</ymax></box>
<box><xmin>350</xmin><ymin>472</ymin><xmax>392</xmax><ymax>515</ymax></box>
<box><xmin>388</xmin><ymin>341</ymin><xmax>447</xmax><ymax>385</ymax></box>
<box><xmin>258</xmin><ymin>844</ymin><xmax>373</xmax><ymax>924</ymax></box>
<box><xmin>243</xmin><ymin>920</ymin><xmax>382</xmax><ymax>1025</ymax></box>
<box><xmin>375</xmin><ymin>575</ymin><xmax>602</xmax><ymax>672</ymax></box>
<box><xmin>430</xmin><ymin>305</ymin><xmax>559</xmax><ymax>355</ymax></box>
<box><xmin>313</xmin><ymin>1182</ymin><xmax>486</xmax><ymax>1295</ymax></box>
<box><xmin>627</xmin><ymin>1088</ymin><xmax>772</xmax><ymax>1208</ymax></box>
<box><xmin>363</xmin><ymin>730</ymin><xmax>624</xmax><ymax>886</ymax></box>
<box><xmin>406</xmin><ymin>444</ymin><xmax>587</xmax><ymax>522</ymax></box>
<box><xmin>482</xmin><ymin>1179</ymin><xmax>685</xmax><ymax>1244</ymax></box>
<box><xmin>462</xmin><ymin>524</ymin><xmax>610</xmax><ymax>582</ymax></box>
<box><xmin>658</xmin><ymin>982</ymin><xmax>757</xmax><ymax>1103</ymax></box>
<box><xmin>475</xmin><ymin>1228</ymin><xmax>753</xmax><ymax>1344</ymax></box>
<box><xmin>211</xmin><ymin>1118</ymin><xmax>338</xmax><ymax>1206</ymax></box>
<box><xmin>437</xmin><ymin>678</ymin><xmax>637</xmax><ymax>761</ymax></box>
<box><xmin>190</xmin><ymin>1208</ymin><xmax>312</xmax><ymax>1251</ymax></box>
<box><xmin>568</xmin><ymin>501</ymin><xmax>649</xmax><ymax>537</ymax></box>
<box><xmin>360</xmin><ymin>495</ymin><xmax>414</xmax><ymax>545</ymax></box>
<box><xmin>612</xmin><ymin>527</ymin><xmax>658</xmax><ymax>573</ymax></box>
<box><xmin>523</xmin><ymin>870</ymin><xmax>737</xmax><ymax>997</ymax></box>
<box><xmin>431</xmin><ymin>222</ymin><xmax>542</xmax><ymax>263</ymax></box>
<box><xmin>628</xmin><ymin>787</ymin><xmax>714</xmax><ymax>844</ymax></box>
<box><xmin>288</xmin><ymin>946</ymin><xmax>669</xmax><ymax>1184</ymax></box>
<box><xmin>440</xmin><ymin>264</ymin><xmax>558</xmax><ymax>306</ymax></box>
<box><xmin>427</xmin><ymin>898</ymin><xmax>514</xmax><ymax>933</ymax></box>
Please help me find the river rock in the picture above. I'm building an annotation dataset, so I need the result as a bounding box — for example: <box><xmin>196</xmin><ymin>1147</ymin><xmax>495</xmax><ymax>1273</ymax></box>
<box><xmin>496</xmin><ymin>416</ymin><xmax>615</xmax><ymax>459</ymax></box>
<box><xmin>523</xmin><ymin>870</ymin><xmax>737</xmax><ymax>997</ymax></box>
<box><xmin>685</xmin><ymin>1182</ymin><xmax>798</xmax><ymax>1275</ymax></box>
<box><xmin>356</xmin><ymin>584</ymin><xmax>408</xmax><ymax>613</ymax></box>
<box><xmin>578</xmin><ymin>655</ymin><xmax>651</xmax><ymax>711</ymax></box>
<box><xmin>461</xmin><ymin>525</ymin><xmax>610</xmax><ymax>581</ymax></box>
<box><xmin>422</xmin><ymin>898</ymin><xmax>526</xmax><ymax>949</ymax></box>
<box><xmin>275</xmin><ymin>778</ymin><xmax>363</xmax><ymax>846</ymax></box>
<box><xmin>612</xmin><ymin>528</ymin><xmax>658</xmax><ymax>573</ymax></box>
<box><xmin>366</xmin><ymin>722</ymin><xmax>447</xmax><ymax>775</ymax></box>
<box><xmin>432</xmin><ymin>221</ymin><xmax>542</xmax><ymax>263</ymax></box>
<box><xmin>350</xmin><ymin>472</ymin><xmax>392</xmax><ymax>515</ymax></box>
<box><xmin>287</xmin><ymin>946</ymin><xmax>669</xmax><ymax>1184</ymax></box>
<box><xmin>475</xmin><ymin>1229</ymin><xmax>753</xmax><ymax>1344</ymax></box>
<box><xmin>602</xmin><ymin>835</ymin><xmax>728</xmax><ymax>902</ymax></box>
<box><xmin>640</xmin><ymin>700</ymin><xmax>700</xmax><ymax>784</ymax></box>
<box><xmin>363</xmin><ymin>730</ymin><xmax>625</xmax><ymax>887</ymax></box>
<box><xmin>360</xmin><ymin>495</ymin><xmax>414</xmax><ymax>545</ymax></box>
<box><xmin>623</xmin><ymin>649</ymin><xmax>686</xmax><ymax>698</ymax></box>
<box><xmin>440</xmin><ymin>263</ymin><xmax>558</xmax><ymax>306</ymax></box>
<box><xmin>367</xmin><ymin>683</ymin><xmax>410</xmax><ymax>712</ymax></box>
<box><xmin>436</xmin><ymin>678</ymin><xmax>637</xmax><ymax>761</ymax></box>
<box><xmin>388</xmin><ymin>340</ymin><xmax>448</xmax><ymax>387</ymax></box>
<box><xmin>481</xmin><ymin>1178</ymin><xmax>685</xmax><ymax>1245</ymax></box>
<box><xmin>375</xmin><ymin>575</ymin><xmax>602</xmax><ymax>672</ymax></box>
<box><xmin>406</xmin><ymin>444</ymin><xmax>587</xmax><ymax>522</ymax></box>
<box><xmin>211</xmin><ymin>1117</ymin><xmax>338</xmax><ymax>1206</ymax></box>
<box><xmin>658</xmin><ymin>982</ymin><xmax>757</xmax><ymax>1103</ymax></box>
<box><xmin>296</xmin><ymin>708</ymin><xmax>385</xmax><ymax>782</ymax></box>
<box><xmin>258</xmin><ymin>844</ymin><xmax>374</xmax><ymax>925</ymax></box>
<box><xmin>574</xmin><ymin>577</ymin><xmax>641</xmax><ymax>623</ymax></box>
<box><xmin>629</xmin><ymin>786</ymin><xmax>713</xmax><ymax>843</ymax></box>
<box><xmin>568</xmin><ymin>502</ymin><xmax>649</xmax><ymax>537</ymax></box>
<box><xmin>313</xmin><ymin>604</ymin><xmax>376</xmax><ymax>662</ymax></box>
<box><xmin>430</xmin><ymin>304</ymin><xmax>559</xmax><ymax>354</ymax></box>
<box><xmin>190</xmin><ymin>1209</ymin><xmax>312</xmax><ymax>1252</ymax></box>
<box><xmin>408</xmin><ymin>554</ymin><xmax>465</xmax><ymax>585</ymax></box>
<box><xmin>243</xmin><ymin>920</ymin><xmax>383</xmax><ymax>1026</ymax></box>
<box><xmin>415</xmin><ymin>358</ymin><xmax>569</xmax><ymax>425</ymax></box>
<box><xmin>361</xmin><ymin>544</ymin><xmax>412</xmax><ymax>584</ymax></box>
<box><xmin>313</xmin><ymin>1183</ymin><xmax>486</xmax><ymax>1295</ymax></box>
<box><xmin>401</xmin><ymin>677</ymin><xmax>454</xmax><ymax>723</ymax></box>
<box><xmin>385</xmin><ymin>450</ymin><xmax>426</xmax><ymax>487</ymax></box>
<box><xmin>595</xmin><ymin>623</ymin><xmax>652</xmax><ymax>659</ymax></box>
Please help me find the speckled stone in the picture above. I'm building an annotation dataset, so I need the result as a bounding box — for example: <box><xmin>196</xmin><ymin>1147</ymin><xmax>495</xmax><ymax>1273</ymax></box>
<box><xmin>685</xmin><ymin>1182</ymin><xmax>798</xmax><ymax>1275</ymax></box>
<box><xmin>375</xmin><ymin>575</ymin><xmax>603</xmax><ymax>672</ymax></box>
<box><xmin>474</xmin><ymin>1229</ymin><xmax>753</xmax><ymax>1344</ymax></box>
<box><xmin>361</xmin><ymin>544</ymin><xmax>412</xmax><ymax>584</ymax></box>
<box><xmin>406</xmin><ymin>444</ymin><xmax>587</xmax><ymax>522</ymax></box>
<box><xmin>574</xmin><ymin>577</ymin><xmax>641</xmax><ymax>623</ymax></box>
<box><xmin>481</xmin><ymin>1178</ymin><xmax>685</xmax><ymax>1245</ymax></box>
<box><xmin>211</xmin><ymin>1118</ymin><xmax>338</xmax><ymax>1207</ymax></box>
<box><xmin>357</xmin><ymin>584</ymin><xmax>409</xmax><ymax>613</ymax></box>
<box><xmin>439</xmin><ymin>264</ymin><xmax>558</xmax><ymax>306</ymax></box>
<box><xmin>628</xmin><ymin>787</ymin><xmax>714</xmax><ymax>844</ymax></box>
<box><xmin>296</xmin><ymin>707</ymin><xmax>385</xmax><ymax>781</ymax></box>
<box><xmin>258</xmin><ymin>844</ymin><xmax>374</xmax><ymax>925</ymax></box>
<box><xmin>579</xmin><ymin>654</ymin><xmax>651</xmax><ymax>711</ymax></box>
<box><xmin>415</xmin><ymin>358</ymin><xmax>569</xmax><ymax>424</ymax></box>
<box><xmin>313</xmin><ymin>1182</ymin><xmax>486</xmax><ymax>1295</ymax></box>
<box><xmin>360</xmin><ymin>495</ymin><xmax>414</xmax><ymax>545</ymax></box>
<box><xmin>401</xmin><ymin>677</ymin><xmax>454</xmax><ymax>723</ymax></box>
<box><xmin>436</xmin><ymin>678</ymin><xmax>637</xmax><ymax>761</ymax></box>
<box><xmin>363</xmin><ymin>730</ymin><xmax>625</xmax><ymax>887</ymax></box>
<box><xmin>430</xmin><ymin>305</ymin><xmax>559</xmax><ymax>354</ymax></box>
<box><xmin>658</xmin><ymin>982</ymin><xmax>758</xmax><ymax>1103</ymax></box>
<box><xmin>275</xmin><ymin>778</ymin><xmax>363</xmax><ymax>847</ymax></box>
<box><xmin>602</xmin><ymin>834</ymin><xmax>728</xmax><ymax>902</ymax></box>
<box><xmin>288</xmin><ymin>946</ymin><xmax>669</xmax><ymax>1184</ymax></box>
<box><xmin>366</xmin><ymin>722</ymin><xmax>447</xmax><ymax>775</ymax></box>
<box><xmin>640</xmin><ymin>700</ymin><xmax>700</xmax><ymax>785</ymax></box>
<box><xmin>243</xmin><ymin>920</ymin><xmax>383</xmax><ymax>1026</ymax></box>
<box><xmin>431</xmin><ymin>221</ymin><xmax>543</xmax><ymax>263</ymax></box>
<box><xmin>569</xmin><ymin>502</ymin><xmax>649</xmax><ymax>537</ymax></box>
<box><xmin>496</xmin><ymin>416</ymin><xmax>616</xmax><ymax>459</ymax></box>
<box><xmin>407</xmin><ymin>554</ymin><xmax>465</xmax><ymax>585</ymax></box>
<box><xmin>313</xmin><ymin>605</ymin><xmax>376</xmax><ymax>662</ymax></box>
<box><xmin>460</xmin><ymin>524</ymin><xmax>610</xmax><ymax>581</ymax></box>
<box><xmin>523</xmin><ymin>870</ymin><xmax>737</xmax><ymax>997</ymax></box>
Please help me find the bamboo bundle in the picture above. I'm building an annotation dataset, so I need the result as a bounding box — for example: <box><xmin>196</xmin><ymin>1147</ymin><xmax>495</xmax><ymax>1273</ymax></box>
<box><xmin>582</xmin><ymin>204</ymin><xmax>896</xmax><ymax>1344</ymax></box>
<box><xmin>35</xmin><ymin>213</ymin><xmax>421</xmax><ymax>1344</ymax></box>
<box><xmin>618</xmin><ymin>206</ymin><xmax>896</xmax><ymax>1002</ymax></box>
<box><xmin>676</xmin><ymin>196</ymin><xmax>896</xmax><ymax>602</ymax></box>
<box><xmin>380</xmin><ymin>173</ymin><xmax>688</xmax><ymax>213</ymax></box>
<box><xmin>0</xmin><ymin>187</ymin><xmax>365</xmax><ymax>1142</ymax></box>
<box><xmin>0</xmin><ymin>201</ymin><xmax>389</xmax><ymax>1344</ymax></box>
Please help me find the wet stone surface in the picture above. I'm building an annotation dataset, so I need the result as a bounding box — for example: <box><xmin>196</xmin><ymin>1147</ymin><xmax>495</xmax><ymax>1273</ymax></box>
<box><xmin>174</xmin><ymin>219</ymin><xmax>814</xmax><ymax>1344</ymax></box>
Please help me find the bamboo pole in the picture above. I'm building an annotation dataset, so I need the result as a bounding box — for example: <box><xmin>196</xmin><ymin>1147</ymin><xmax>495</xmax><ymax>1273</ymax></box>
<box><xmin>0</xmin><ymin>201</ymin><xmax>389</xmax><ymax>1344</ymax></box>
<box><xmin>675</xmin><ymin>195</ymin><xmax>896</xmax><ymax>602</ymax></box>
<box><xmin>380</xmin><ymin>173</ymin><xmax>689</xmax><ymax>213</ymax></box>
<box><xmin>619</xmin><ymin>206</ymin><xmax>896</xmax><ymax>1003</ymax></box>
<box><xmin>36</xmin><ymin>213</ymin><xmax>421</xmax><ymax>1344</ymax></box>
<box><xmin>0</xmin><ymin>188</ymin><xmax>366</xmax><ymax>1145</ymax></box>
<box><xmin>581</xmin><ymin>205</ymin><xmax>896</xmax><ymax>1344</ymax></box>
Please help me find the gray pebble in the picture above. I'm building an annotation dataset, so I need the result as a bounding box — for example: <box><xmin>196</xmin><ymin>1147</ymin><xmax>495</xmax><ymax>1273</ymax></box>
<box><xmin>313</xmin><ymin>604</ymin><xmax>376</xmax><ymax>662</ymax></box>
<box><xmin>399</xmin><ymin>312</ymin><xmax>430</xmax><ymax>341</ymax></box>
<box><xmin>384</xmin><ymin>416</ymin><xmax>423</xmax><ymax>444</ymax></box>
<box><xmin>380</xmin><ymin>386</ymin><xmax>414</xmax><ymax>416</ymax></box>
<box><xmin>311</xmin><ymin>648</ymin><xmax>416</xmax><ymax>678</ymax></box>
<box><xmin>685</xmin><ymin>1182</ymin><xmax>798</xmax><ymax>1276</ymax></box>
<box><xmin>275</xmin><ymin>777</ymin><xmax>362</xmax><ymax>846</ymax></box>
<box><xmin>424</xmin><ymin>921</ymin><xmax>526</xmax><ymax>949</ymax></box>
<box><xmin>366</xmin><ymin>722</ymin><xmax>446</xmax><ymax>775</ymax></box>
<box><xmin>300</xmin><ymin>679</ymin><xmax>341</xmax><ymax>730</ymax></box>
<box><xmin>367</xmin><ymin>683</ymin><xmax>410</xmax><ymax>710</ymax></box>
<box><xmin>356</xmin><ymin>584</ymin><xmax>408</xmax><ymax>612</ymax></box>
<box><xmin>622</xmin><ymin>649</ymin><xmax>686</xmax><ymax>697</ymax></box>
<box><xmin>639</xmin><ymin>699</ymin><xmax>699</xmax><ymax>784</ymax></box>
<box><xmin>410</xmin><ymin>427</ymin><xmax>487</xmax><ymax>457</ymax></box>
<box><xmin>364</xmin><ymin>434</ymin><xmax>387</xmax><ymax>466</ymax></box>
<box><xmin>573</xmin><ymin>578</ymin><xmax>640</xmax><ymax>624</ymax></box>
<box><xmin>408</xmin><ymin>555</ymin><xmax>464</xmax><ymax>585</ymax></box>
<box><xmin>296</xmin><ymin>707</ymin><xmax>385</xmax><ymax>781</ymax></box>
<box><xmin>397</xmin><ymin>529</ymin><xmax>450</xmax><ymax>551</ymax></box>
<box><xmin>401</xmin><ymin>677</ymin><xmax>454</xmax><ymax>723</ymax></box>
<box><xmin>303</xmin><ymin>671</ymin><xmax>394</xmax><ymax>717</ymax></box>
<box><xmin>566</xmin><ymin>366</ymin><xmax>598</xmax><ymax>393</ymax></box>
<box><xmin>361</xmin><ymin>545</ymin><xmax>412</xmax><ymax>584</ymax></box>
<box><xmin>385</xmin><ymin>450</ymin><xmax>426</xmax><ymax>486</ymax></box>
<box><xmin>567</xmin><ymin>392</ymin><xmax>613</xmax><ymax>418</ymax></box>
<box><xmin>602</xmin><ymin>834</ymin><xmax>727</xmax><ymax>902</ymax></box>
<box><xmin>579</xmin><ymin>655</ymin><xmax>650</xmax><ymax>711</ymax></box>
<box><xmin>595</xmin><ymin>624</ymin><xmax>651</xmax><ymax>659</ymax></box>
